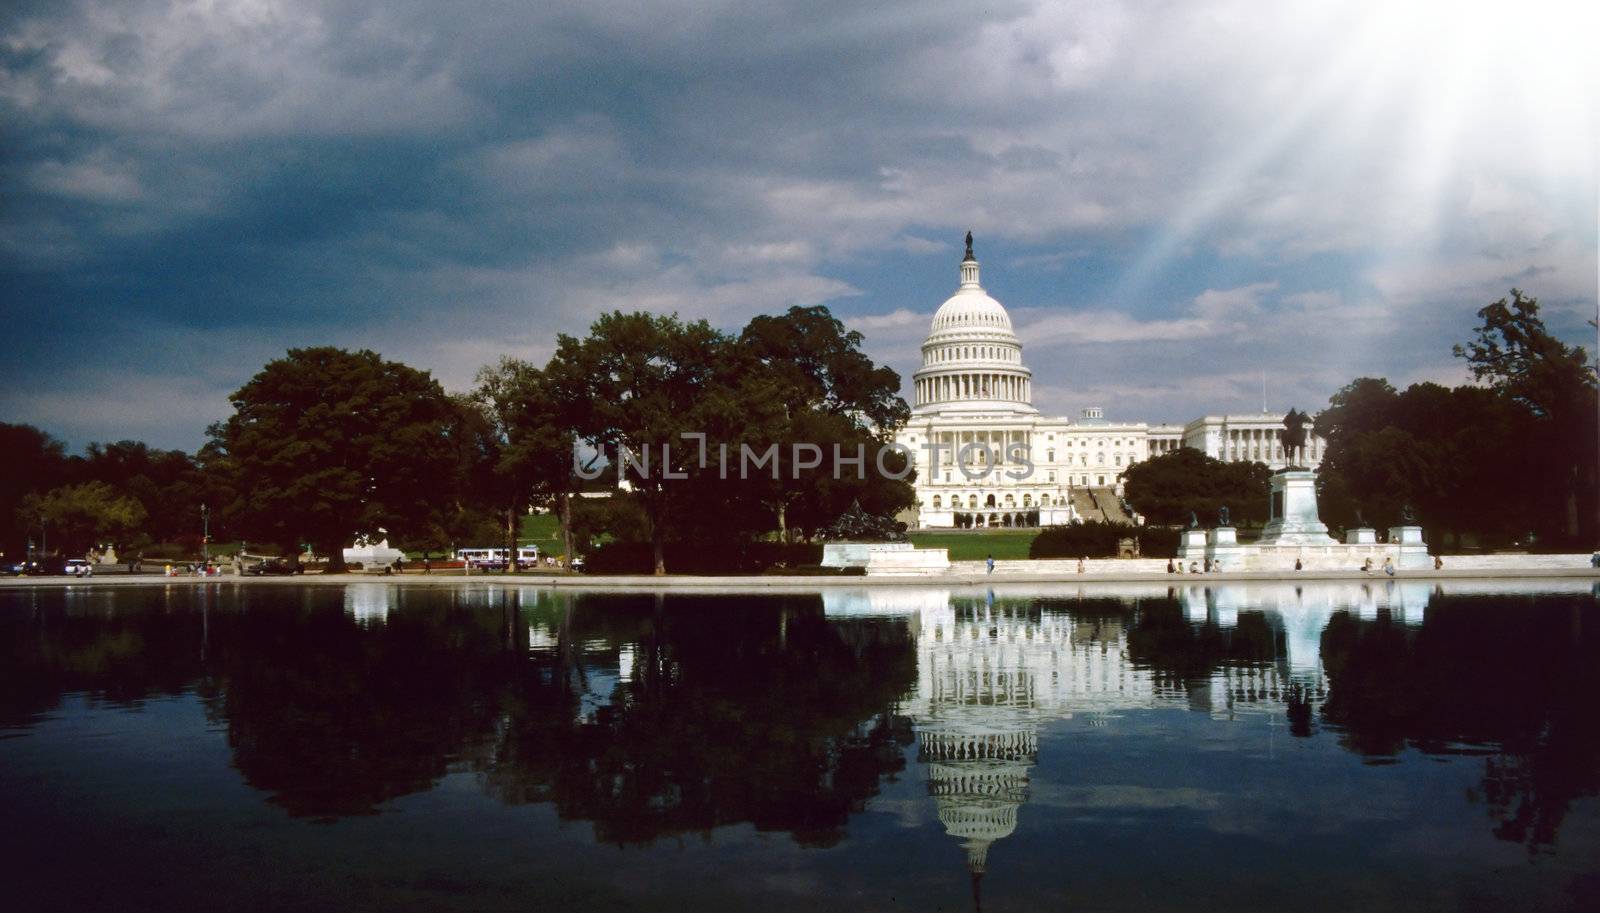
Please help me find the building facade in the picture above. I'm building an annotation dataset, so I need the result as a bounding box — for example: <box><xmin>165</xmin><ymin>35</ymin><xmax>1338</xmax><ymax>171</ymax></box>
<box><xmin>894</xmin><ymin>240</ymin><xmax>1323</xmax><ymax>529</ymax></box>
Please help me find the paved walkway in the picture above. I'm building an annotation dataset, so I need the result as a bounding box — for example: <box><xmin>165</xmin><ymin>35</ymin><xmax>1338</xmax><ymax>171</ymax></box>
<box><xmin>4</xmin><ymin>566</ymin><xmax>1597</xmax><ymax>591</ymax></box>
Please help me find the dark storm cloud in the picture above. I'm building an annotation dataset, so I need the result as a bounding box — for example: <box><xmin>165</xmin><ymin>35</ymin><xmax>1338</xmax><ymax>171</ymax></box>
<box><xmin>1</xmin><ymin>0</ymin><xmax>1594</xmax><ymax>448</ymax></box>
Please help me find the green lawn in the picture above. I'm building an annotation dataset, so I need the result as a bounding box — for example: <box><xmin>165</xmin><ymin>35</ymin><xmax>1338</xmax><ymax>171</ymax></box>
<box><xmin>518</xmin><ymin>512</ymin><xmax>567</xmax><ymax>558</ymax></box>
<box><xmin>909</xmin><ymin>529</ymin><xmax>1038</xmax><ymax>561</ymax></box>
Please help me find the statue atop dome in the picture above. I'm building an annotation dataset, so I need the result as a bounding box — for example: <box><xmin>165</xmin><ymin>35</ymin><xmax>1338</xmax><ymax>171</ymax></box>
<box><xmin>963</xmin><ymin>230</ymin><xmax>975</xmax><ymax>261</ymax></box>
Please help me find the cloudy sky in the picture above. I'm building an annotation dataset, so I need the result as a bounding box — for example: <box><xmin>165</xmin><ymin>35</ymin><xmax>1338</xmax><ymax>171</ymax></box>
<box><xmin>2</xmin><ymin>0</ymin><xmax>1595</xmax><ymax>450</ymax></box>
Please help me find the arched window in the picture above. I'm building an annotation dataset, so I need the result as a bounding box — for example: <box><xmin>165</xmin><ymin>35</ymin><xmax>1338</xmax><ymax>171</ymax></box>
<box><xmin>968</xmin><ymin>495</ymin><xmax>978</xmax><ymax>509</ymax></box>
<box><xmin>932</xmin><ymin>495</ymin><xmax>942</xmax><ymax>509</ymax></box>
<box><xmin>1040</xmin><ymin>494</ymin><xmax>1051</xmax><ymax>507</ymax></box>
<box><xmin>1004</xmin><ymin>494</ymin><xmax>1015</xmax><ymax>507</ymax></box>
<box><xmin>985</xmin><ymin>493</ymin><xmax>996</xmax><ymax>507</ymax></box>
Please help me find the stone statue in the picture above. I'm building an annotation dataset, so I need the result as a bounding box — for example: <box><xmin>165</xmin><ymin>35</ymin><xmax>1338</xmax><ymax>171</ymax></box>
<box><xmin>1218</xmin><ymin>505</ymin><xmax>1231</xmax><ymax>527</ymax></box>
<box><xmin>1187</xmin><ymin>511</ymin><xmax>1199</xmax><ymax>530</ymax></box>
<box><xmin>1401</xmin><ymin>504</ymin><xmax>1417</xmax><ymax>524</ymax></box>
<box><xmin>820</xmin><ymin>499</ymin><xmax>909</xmax><ymax>542</ymax></box>
<box><xmin>1355</xmin><ymin>508</ymin><xmax>1366</xmax><ymax>527</ymax></box>
<box><xmin>1280</xmin><ymin>408</ymin><xmax>1311</xmax><ymax>467</ymax></box>
<box><xmin>964</xmin><ymin>231</ymin><xmax>974</xmax><ymax>259</ymax></box>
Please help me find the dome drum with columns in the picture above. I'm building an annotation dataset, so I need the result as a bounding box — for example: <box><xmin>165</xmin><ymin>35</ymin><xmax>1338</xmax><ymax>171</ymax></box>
<box><xmin>893</xmin><ymin>234</ymin><xmax>1328</xmax><ymax>530</ymax></box>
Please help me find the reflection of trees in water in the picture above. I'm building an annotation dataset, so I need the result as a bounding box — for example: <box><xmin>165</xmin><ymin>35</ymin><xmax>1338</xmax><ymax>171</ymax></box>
<box><xmin>0</xmin><ymin>588</ymin><xmax>918</xmax><ymax>843</ymax></box>
<box><xmin>483</xmin><ymin>595</ymin><xmax>917</xmax><ymax>847</ymax></box>
<box><xmin>1122</xmin><ymin>599</ymin><xmax>1307</xmax><ymax>725</ymax></box>
<box><xmin>1319</xmin><ymin>594</ymin><xmax>1600</xmax><ymax>852</ymax></box>
<box><xmin>0</xmin><ymin>588</ymin><xmax>212</xmax><ymax>727</ymax></box>
<box><xmin>216</xmin><ymin>589</ymin><xmax>511</xmax><ymax>819</ymax></box>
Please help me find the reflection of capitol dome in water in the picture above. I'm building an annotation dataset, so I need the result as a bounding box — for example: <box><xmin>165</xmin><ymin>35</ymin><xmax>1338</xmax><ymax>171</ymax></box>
<box><xmin>921</xmin><ymin>728</ymin><xmax>1035</xmax><ymax>874</ymax></box>
<box><xmin>819</xmin><ymin>583</ymin><xmax>1400</xmax><ymax>879</ymax></box>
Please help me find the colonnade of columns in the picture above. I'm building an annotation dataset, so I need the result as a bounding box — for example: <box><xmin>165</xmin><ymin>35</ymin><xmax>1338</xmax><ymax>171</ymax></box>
<box><xmin>916</xmin><ymin>372</ymin><xmax>1031</xmax><ymax>406</ymax></box>
<box><xmin>1221</xmin><ymin>427</ymin><xmax>1321</xmax><ymax>463</ymax></box>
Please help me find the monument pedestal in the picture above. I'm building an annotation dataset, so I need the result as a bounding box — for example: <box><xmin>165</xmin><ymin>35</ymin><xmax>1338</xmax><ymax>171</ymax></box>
<box><xmin>1345</xmin><ymin>528</ymin><xmax>1376</xmax><ymax>545</ymax></box>
<box><xmin>1207</xmin><ymin>527</ymin><xmax>1245</xmax><ymax>572</ymax></box>
<box><xmin>1388</xmin><ymin>525</ymin><xmax>1430</xmax><ymax>569</ymax></box>
<box><xmin>1257</xmin><ymin>471</ymin><xmax>1337</xmax><ymax>547</ymax></box>
<box><xmin>1177</xmin><ymin>529</ymin><xmax>1209</xmax><ymax>563</ymax></box>
<box><xmin>821</xmin><ymin>541</ymin><xmax>950</xmax><ymax>575</ymax></box>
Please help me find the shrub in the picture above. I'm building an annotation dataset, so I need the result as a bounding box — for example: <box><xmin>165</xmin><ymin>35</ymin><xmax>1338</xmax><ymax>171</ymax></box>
<box><xmin>1030</xmin><ymin>522</ymin><xmax>1132</xmax><ymax>559</ymax></box>
<box><xmin>1028</xmin><ymin>522</ymin><xmax>1177</xmax><ymax>559</ymax></box>
<box><xmin>583</xmin><ymin>540</ymin><xmax>824</xmax><ymax>574</ymax></box>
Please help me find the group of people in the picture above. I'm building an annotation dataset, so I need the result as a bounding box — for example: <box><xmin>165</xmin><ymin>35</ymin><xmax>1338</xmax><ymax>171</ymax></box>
<box><xmin>1361</xmin><ymin>556</ymin><xmax>1397</xmax><ymax>576</ymax></box>
<box><xmin>164</xmin><ymin>562</ymin><xmax>220</xmax><ymax>577</ymax></box>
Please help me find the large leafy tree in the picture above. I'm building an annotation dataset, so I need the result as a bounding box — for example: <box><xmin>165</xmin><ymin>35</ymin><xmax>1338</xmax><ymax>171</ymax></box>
<box><xmin>17</xmin><ymin>481</ymin><xmax>147</xmax><ymax>556</ymax></box>
<box><xmin>544</xmin><ymin>312</ymin><xmax>739</xmax><ymax>574</ymax></box>
<box><xmin>0</xmin><ymin>423</ymin><xmax>72</xmax><ymax>557</ymax></box>
<box><xmin>1314</xmin><ymin>379</ymin><xmax>1534</xmax><ymax>542</ymax></box>
<box><xmin>1452</xmin><ymin>290</ymin><xmax>1597</xmax><ymax>543</ymax></box>
<box><xmin>737</xmin><ymin>306</ymin><xmax>915</xmax><ymax>541</ymax></box>
<box><xmin>1121</xmin><ymin>447</ymin><xmax>1273</xmax><ymax>526</ymax></box>
<box><xmin>1314</xmin><ymin>292</ymin><xmax>1596</xmax><ymax>548</ymax></box>
<box><xmin>472</xmin><ymin>357</ymin><xmax>585</xmax><ymax>566</ymax></box>
<box><xmin>206</xmin><ymin>347</ymin><xmax>465</xmax><ymax>569</ymax></box>
<box><xmin>79</xmin><ymin>440</ymin><xmax>206</xmax><ymax>546</ymax></box>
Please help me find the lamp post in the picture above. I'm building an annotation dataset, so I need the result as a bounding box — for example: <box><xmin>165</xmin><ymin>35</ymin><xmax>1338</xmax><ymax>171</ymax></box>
<box><xmin>201</xmin><ymin>503</ymin><xmax>210</xmax><ymax>564</ymax></box>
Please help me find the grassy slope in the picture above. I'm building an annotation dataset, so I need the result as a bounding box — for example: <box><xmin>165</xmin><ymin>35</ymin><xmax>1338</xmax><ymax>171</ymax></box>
<box><xmin>519</xmin><ymin>512</ymin><xmax>566</xmax><ymax>558</ymax></box>
<box><xmin>909</xmin><ymin>529</ymin><xmax>1038</xmax><ymax>561</ymax></box>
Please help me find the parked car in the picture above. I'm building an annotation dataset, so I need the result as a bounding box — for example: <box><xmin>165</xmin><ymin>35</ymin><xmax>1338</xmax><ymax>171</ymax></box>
<box><xmin>569</xmin><ymin>555</ymin><xmax>586</xmax><ymax>573</ymax></box>
<box><xmin>245</xmin><ymin>558</ymin><xmax>300</xmax><ymax>576</ymax></box>
<box><xmin>23</xmin><ymin>556</ymin><xmax>67</xmax><ymax>576</ymax></box>
<box><xmin>1</xmin><ymin>560</ymin><xmax>23</xmax><ymax>577</ymax></box>
<box><xmin>65</xmin><ymin>558</ymin><xmax>93</xmax><ymax>577</ymax></box>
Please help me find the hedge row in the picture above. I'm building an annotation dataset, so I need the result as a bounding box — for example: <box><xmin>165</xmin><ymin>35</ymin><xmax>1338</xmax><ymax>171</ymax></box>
<box><xmin>583</xmin><ymin>541</ymin><xmax>826</xmax><ymax>574</ymax></box>
<box><xmin>1029</xmin><ymin>522</ymin><xmax>1179</xmax><ymax>559</ymax></box>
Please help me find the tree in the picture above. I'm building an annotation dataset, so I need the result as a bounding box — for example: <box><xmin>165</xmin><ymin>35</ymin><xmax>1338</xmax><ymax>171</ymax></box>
<box><xmin>206</xmin><ymin>347</ymin><xmax>466</xmax><ymax>570</ymax></box>
<box><xmin>18</xmin><ymin>481</ymin><xmax>147</xmax><ymax>556</ymax></box>
<box><xmin>1453</xmin><ymin>290</ymin><xmax>1597</xmax><ymax>543</ymax></box>
<box><xmin>1314</xmin><ymin>379</ymin><xmax>1536</xmax><ymax>542</ymax></box>
<box><xmin>79</xmin><ymin>440</ymin><xmax>205</xmax><ymax>546</ymax></box>
<box><xmin>0</xmin><ymin>423</ymin><xmax>72</xmax><ymax>557</ymax></box>
<box><xmin>472</xmin><ymin>358</ymin><xmax>585</xmax><ymax>568</ymax></box>
<box><xmin>544</xmin><ymin>313</ymin><xmax>737</xmax><ymax>574</ymax></box>
<box><xmin>737</xmin><ymin>306</ymin><xmax>915</xmax><ymax>542</ymax></box>
<box><xmin>1121</xmin><ymin>448</ymin><xmax>1272</xmax><ymax>526</ymax></box>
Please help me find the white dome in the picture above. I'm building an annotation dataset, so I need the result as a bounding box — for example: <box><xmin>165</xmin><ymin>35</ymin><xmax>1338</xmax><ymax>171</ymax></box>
<box><xmin>909</xmin><ymin>237</ymin><xmax>1036</xmax><ymax>416</ymax></box>
<box><xmin>931</xmin><ymin>288</ymin><xmax>1015</xmax><ymax>335</ymax></box>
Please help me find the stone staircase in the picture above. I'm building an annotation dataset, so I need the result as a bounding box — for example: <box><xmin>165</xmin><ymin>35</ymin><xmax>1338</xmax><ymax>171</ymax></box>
<box><xmin>1093</xmin><ymin>488</ymin><xmax>1136</xmax><ymax>524</ymax></box>
<box><xmin>1068</xmin><ymin>487</ymin><xmax>1135</xmax><ymax>524</ymax></box>
<box><xmin>1069</xmin><ymin>488</ymin><xmax>1100</xmax><ymax>522</ymax></box>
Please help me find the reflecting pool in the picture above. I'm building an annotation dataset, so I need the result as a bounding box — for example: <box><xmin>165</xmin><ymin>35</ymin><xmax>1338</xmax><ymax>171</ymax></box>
<box><xmin>2</xmin><ymin>581</ymin><xmax>1597</xmax><ymax>912</ymax></box>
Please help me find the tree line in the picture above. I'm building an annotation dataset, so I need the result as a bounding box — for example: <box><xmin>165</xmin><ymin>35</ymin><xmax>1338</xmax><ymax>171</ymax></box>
<box><xmin>5</xmin><ymin>289</ymin><xmax>1594</xmax><ymax>567</ymax></box>
<box><xmin>1115</xmin><ymin>289</ymin><xmax>1597</xmax><ymax>551</ymax></box>
<box><xmin>4</xmin><ymin>305</ymin><xmax>916</xmax><ymax>574</ymax></box>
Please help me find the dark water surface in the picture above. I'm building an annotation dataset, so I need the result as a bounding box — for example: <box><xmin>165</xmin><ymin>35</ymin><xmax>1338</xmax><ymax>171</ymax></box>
<box><xmin>2</xmin><ymin>580</ymin><xmax>1597</xmax><ymax>912</ymax></box>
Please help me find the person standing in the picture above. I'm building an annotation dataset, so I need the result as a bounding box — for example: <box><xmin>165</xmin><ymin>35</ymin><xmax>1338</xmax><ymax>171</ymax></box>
<box><xmin>985</xmin><ymin>554</ymin><xmax>995</xmax><ymax>575</ymax></box>
<box><xmin>1383</xmin><ymin>556</ymin><xmax>1395</xmax><ymax>576</ymax></box>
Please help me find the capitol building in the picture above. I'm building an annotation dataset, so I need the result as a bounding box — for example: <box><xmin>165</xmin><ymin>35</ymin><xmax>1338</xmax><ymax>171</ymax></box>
<box><xmin>894</xmin><ymin>236</ymin><xmax>1326</xmax><ymax>529</ymax></box>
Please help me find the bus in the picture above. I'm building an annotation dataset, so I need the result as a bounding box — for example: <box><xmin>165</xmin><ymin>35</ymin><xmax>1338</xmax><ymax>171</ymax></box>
<box><xmin>454</xmin><ymin>547</ymin><xmax>541</xmax><ymax>569</ymax></box>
